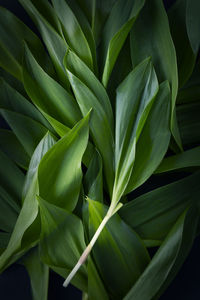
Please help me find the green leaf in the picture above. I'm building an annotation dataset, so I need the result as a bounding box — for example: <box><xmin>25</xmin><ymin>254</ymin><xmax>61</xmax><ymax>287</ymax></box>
<box><xmin>168</xmin><ymin>0</ymin><xmax>196</xmax><ymax>87</ymax></box>
<box><xmin>125</xmin><ymin>81</ymin><xmax>171</xmax><ymax>193</ymax></box>
<box><xmin>155</xmin><ymin>146</ymin><xmax>200</xmax><ymax>173</ymax></box>
<box><xmin>0</xmin><ymin>109</ymin><xmax>48</xmax><ymax>157</ymax></box>
<box><xmin>23</xmin><ymin>45</ymin><xmax>81</xmax><ymax>128</ymax></box>
<box><xmin>113</xmin><ymin>58</ymin><xmax>158</xmax><ymax>204</ymax></box>
<box><xmin>186</xmin><ymin>0</ymin><xmax>200</xmax><ymax>54</ymax></box>
<box><xmin>38</xmin><ymin>114</ymin><xmax>90</xmax><ymax>211</ymax></box>
<box><xmin>0</xmin><ymin>186</ymin><xmax>19</xmax><ymax>232</ymax></box>
<box><xmin>0</xmin><ymin>129</ymin><xmax>29</xmax><ymax>169</ymax></box>
<box><xmin>64</xmin><ymin>50</ymin><xmax>114</xmax><ymax>129</ymax></box>
<box><xmin>88</xmin><ymin>199</ymin><xmax>150</xmax><ymax>299</ymax></box>
<box><xmin>84</xmin><ymin>150</ymin><xmax>103</xmax><ymax>202</ymax></box>
<box><xmin>123</xmin><ymin>206</ymin><xmax>199</xmax><ymax>300</ymax></box>
<box><xmin>18</xmin><ymin>0</ymin><xmax>70</xmax><ymax>88</ymax></box>
<box><xmin>120</xmin><ymin>172</ymin><xmax>200</xmax><ymax>241</ymax></box>
<box><xmin>0</xmin><ymin>78</ymin><xmax>53</xmax><ymax>131</ymax></box>
<box><xmin>0</xmin><ymin>7</ymin><xmax>53</xmax><ymax>81</ymax></box>
<box><xmin>21</xmin><ymin>247</ymin><xmax>49</xmax><ymax>300</ymax></box>
<box><xmin>65</xmin><ymin>63</ymin><xmax>114</xmax><ymax>195</ymax></box>
<box><xmin>130</xmin><ymin>0</ymin><xmax>181</xmax><ymax>149</ymax></box>
<box><xmin>0</xmin><ymin>149</ymin><xmax>24</xmax><ymax>206</ymax></box>
<box><xmin>0</xmin><ymin>233</ymin><xmax>10</xmax><ymax>254</ymax></box>
<box><xmin>0</xmin><ymin>133</ymin><xmax>54</xmax><ymax>272</ymax></box>
<box><xmin>38</xmin><ymin>197</ymin><xmax>87</xmax><ymax>290</ymax></box>
<box><xmin>52</xmin><ymin>0</ymin><xmax>94</xmax><ymax>70</ymax></box>
<box><xmin>101</xmin><ymin>0</ymin><xmax>145</xmax><ymax>87</ymax></box>
<box><xmin>87</xmin><ymin>257</ymin><xmax>109</xmax><ymax>300</ymax></box>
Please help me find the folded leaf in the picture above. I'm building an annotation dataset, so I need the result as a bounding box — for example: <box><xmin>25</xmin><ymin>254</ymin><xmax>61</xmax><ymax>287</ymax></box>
<box><xmin>38</xmin><ymin>197</ymin><xmax>87</xmax><ymax>288</ymax></box>
<box><xmin>23</xmin><ymin>45</ymin><xmax>81</xmax><ymax>128</ymax></box>
<box><xmin>120</xmin><ymin>172</ymin><xmax>200</xmax><ymax>241</ymax></box>
<box><xmin>0</xmin><ymin>129</ymin><xmax>29</xmax><ymax>169</ymax></box>
<box><xmin>38</xmin><ymin>114</ymin><xmax>90</xmax><ymax>211</ymax></box>
<box><xmin>130</xmin><ymin>0</ymin><xmax>181</xmax><ymax>149</ymax></box>
<box><xmin>101</xmin><ymin>0</ymin><xmax>145</xmax><ymax>87</ymax></box>
<box><xmin>155</xmin><ymin>146</ymin><xmax>200</xmax><ymax>173</ymax></box>
<box><xmin>21</xmin><ymin>247</ymin><xmax>49</xmax><ymax>300</ymax></box>
<box><xmin>52</xmin><ymin>0</ymin><xmax>94</xmax><ymax>70</ymax></box>
<box><xmin>113</xmin><ymin>58</ymin><xmax>158</xmax><ymax>204</ymax></box>
<box><xmin>124</xmin><ymin>206</ymin><xmax>199</xmax><ymax>300</ymax></box>
<box><xmin>66</xmin><ymin>66</ymin><xmax>114</xmax><ymax>195</ymax></box>
<box><xmin>88</xmin><ymin>199</ymin><xmax>150</xmax><ymax>299</ymax></box>
<box><xmin>125</xmin><ymin>81</ymin><xmax>171</xmax><ymax>193</ymax></box>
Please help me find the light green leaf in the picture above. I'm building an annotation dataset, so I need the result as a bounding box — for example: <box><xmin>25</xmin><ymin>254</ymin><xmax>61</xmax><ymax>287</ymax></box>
<box><xmin>124</xmin><ymin>206</ymin><xmax>199</xmax><ymax>300</ymax></box>
<box><xmin>125</xmin><ymin>81</ymin><xmax>171</xmax><ymax>193</ymax></box>
<box><xmin>0</xmin><ymin>129</ymin><xmax>29</xmax><ymax>169</ymax></box>
<box><xmin>0</xmin><ymin>133</ymin><xmax>54</xmax><ymax>272</ymax></box>
<box><xmin>0</xmin><ymin>7</ymin><xmax>54</xmax><ymax>81</ymax></box>
<box><xmin>120</xmin><ymin>172</ymin><xmax>200</xmax><ymax>241</ymax></box>
<box><xmin>101</xmin><ymin>0</ymin><xmax>145</xmax><ymax>87</ymax></box>
<box><xmin>130</xmin><ymin>0</ymin><xmax>182</xmax><ymax>149</ymax></box>
<box><xmin>23</xmin><ymin>45</ymin><xmax>81</xmax><ymax>128</ymax></box>
<box><xmin>52</xmin><ymin>0</ymin><xmax>94</xmax><ymax>70</ymax></box>
<box><xmin>66</xmin><ymin>65</ymin><xmax>114</xmax><ymax>195</ymax></box>
<box><xmin>0</xmin><ymin>149</ymin><xmax>24</xmax><ymax>206</ymax></box>
<box><xmin>38</xmin><ymin>197</ymin><xmax>87</xmax><ymax>289</ymax></box>
<box><xmin>186</xmin><ymin>0</ymin><xmax>200</xmax><ymax>54</ymax></box>
<box><xmin>88</xmin><ymin>199</ymin><xmax>150</xmax><ymax>299</ymax></box>
<box><xmin>38</xmin><ymin>114</ymin><xmax>90</xmax><ymax>211</ymax></box>
<box><xmin>0</xmin><ymin>186</ymin><xmax>19</xmax><ymax>232</ymax></box>
<box><xmin>21</xmin><ymin>247</ymin><xmax>49</xmax><ymax>300</ymax></box>
<box><xmin>64</xmin><ymin>50</ymin><xmax>114</xmax><ymax>129</ymax></box>
<box><xmin>155</xmin><ymin>146</ymin><xmax>200</xmax><ymax>173</ymax></box>
<box><xmin>84</xmin><ymin>150</ymin><xmax>103</xmax><ymax>202</ymax></box>
<box><xmin>113</xmin><ymin>58</ymin><xmax>158</xmax><ymax>204</ymax></box>
<box><xmin>19</xmin><ymin>0</ymin><xmax>70</xmax><ymax>88</ymax></box>
<box><xmin>0</xmin><ymin>109</ymin><xmax>48</xmax><ymax>157</ymax></box>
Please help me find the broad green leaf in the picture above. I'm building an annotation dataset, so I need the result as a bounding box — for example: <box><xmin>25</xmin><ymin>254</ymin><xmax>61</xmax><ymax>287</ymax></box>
<box><xmin>168</xmin><ymin>0</ymin><xmax>196</xmax><ymax>87</ymax></box>
<box><xmin>18</xmin><ymin>0</ymin><xmax>70</xmax><ymax>88</ymax></box>
<box><xmin>0</xmin><ymin>68</ymin><xmax>25</xmax><ymax>96</ymax></box>
<box><xmin>0</xmin><ymin>78</ymin><xmax>53</xmax><ymax>132</ymax></box>
<box><xmin>84</xmin><ymin>150</ymin><xmax>103</xmax><ymax>202</ymax></box>
<box><xmin>124</xmin><ymin>207</ymin><xmax>199</xmax><ymax>300</ymax></box>
<box><xmin>0</xmin><ymin>129</ymin><xmax>29</xmax><ymax>169</ymax></box>
<box><xmin>87</xmin><ymin>199</ymin><xmax>150</xmax><ymax>299</ymax></box>
<box><xmin>23</xmin><ymin>45</ymin><xmax>81</xmax><ymax>127</ymax></box>
<box><xmin>0</xmin><ymin>7</ymin><xmax>53</xmax><ymax>81</ymax></box>
<box><xmin>113</xmin><ymin>58</ymin><xmax>158</xmax><ymax>204</ymax></box>
<box><xmin>0</xmin><ymin>186</ymin><xmax>19</xmax><ymax>232</ymax></box>
<box><xmin>186</xmin><ymin>0</ymin><xmax>200</xmax><ymax>54</ymax></box>
<box><xmin>101</xmin><ymin>0</ymin><xmax>145</xmax><ymax>87</ymax></box>
<box><xmin>0</xmin><ymin>133</ymin><xmax>54</xmax><ymax>272</ymax></box>
<box><xmin>0</xmin><ymin>149</ymin><xmax>24</xmax><ymax>206</ymax></box>
<box><xmin>52</xmin><ymin>0</ymin><xmax>94</xmax><ymax>70</ymax></box>
<box><xmin>130</xmin><ymin>0</ymin><xmax>182</xmax><ymax>149</ymax></box>
<box><xmin>22</xmin><ymin>132</ymin><xmax>56</xmax><ymax>200</ymax></box>
<box><xmin>64</xmin><ymin>50</ymin><xmax>114</xmax><ymax>129</ymax></box>
<box><xmin>177</xmin><ymin>101</ymin><xmax>200</xmax><ymax>147</ymax></box>
<box><xmin>0</xmin><ymin>233</ymin><xmax>10</xmax><ymax>254</ymax></box>
<box><xmin>120</xmin><ymin>172</ymin><xmax>200</xmax><ymax>241</ymax></box>
<box><xmin>87</xmin><ymin>257</ymin><xmax>109</xmax><ymax>300</ymax></box>
<box><xmin>125</xmin><ymin>81</ymin><xmax>171</xmax><ymax>193</ymax></box>
<box><xmin>155</xmin><ymin>146</ymin><xmax>200</xmax><ymax>173</ymax></box>
<box><xmin>21</xmin><ymin>247</ymin><xmax>49</xmax><ymax>300</ymax></box>
<box><xmin>38</xmin><ymin>114</ymin><xmax>90</xmax><ymax>211</ymax></box>
<box><xmin>0</xmin><ymin>109</ymin><xmax>48</xmax><ymax>157</ymax></box>
<box><xmin>66</xmin><ymin>65</ymin><xmax>114</xmax><ymax>195</ymax></box>
<box><xmin>38</xmin><ymin>197</ymin><xmax>87</xmax><ymax>289</ymax></box>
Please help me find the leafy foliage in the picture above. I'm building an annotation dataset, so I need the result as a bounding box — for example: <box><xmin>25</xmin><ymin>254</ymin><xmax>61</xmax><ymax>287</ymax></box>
<box><xmin>0</xmin><ymin>0</ymin><xmax>199</xmax><ymax>299</ymax></box>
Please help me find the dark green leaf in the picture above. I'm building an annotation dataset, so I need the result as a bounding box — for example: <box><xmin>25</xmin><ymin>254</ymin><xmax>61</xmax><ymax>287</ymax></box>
<box><xmin>186</xmin><ymin>0</ymin><xmax>200</xmax><ymax>54</ymax></box>
<box><xmin>88</xmin><ymin>199</ymin><xmax>150</xmax><ymax>299</ymax></box>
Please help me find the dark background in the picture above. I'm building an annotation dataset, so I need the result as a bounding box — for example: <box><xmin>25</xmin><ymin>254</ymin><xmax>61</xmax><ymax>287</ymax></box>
<box><xmin>0</xmin><ymin>0</ymin><xmax>200</xmax><ymax>299</ymax></box>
